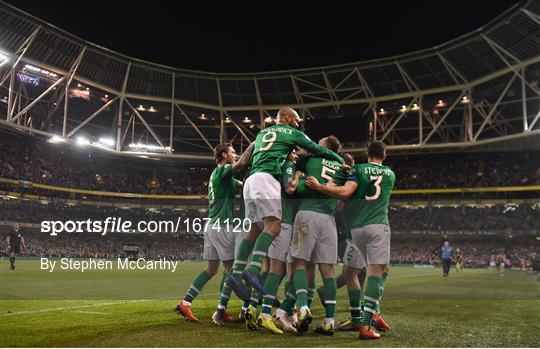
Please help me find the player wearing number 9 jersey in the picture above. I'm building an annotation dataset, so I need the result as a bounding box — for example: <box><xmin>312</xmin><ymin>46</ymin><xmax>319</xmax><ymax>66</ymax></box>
<box><xmin>305</xmin><ymin>141</ymin><xmax>395</xmax><ymax>339</ymax></box>
<box><xmin>227</xmin><ymin>107</ymin><xmax>344</xmax><ymax>311</ymax></box>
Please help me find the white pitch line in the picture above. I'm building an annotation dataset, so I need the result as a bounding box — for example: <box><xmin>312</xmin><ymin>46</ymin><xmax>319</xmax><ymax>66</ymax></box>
<box><xmin>2</xmin><ymin>299</ymin><xmax>150</xmax><ymax>316</ymax></box>
<box><xmin>70</xmin><ymin>310</ymin><xmax>111</xmax><ymax>315</ymax></box>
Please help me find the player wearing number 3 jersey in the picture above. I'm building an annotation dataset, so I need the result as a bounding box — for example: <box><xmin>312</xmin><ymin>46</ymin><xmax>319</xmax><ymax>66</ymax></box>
<box><xmin>226</xmin><ymin>107</ymin><xmax>344</xmax><ymax>327</ymax></box>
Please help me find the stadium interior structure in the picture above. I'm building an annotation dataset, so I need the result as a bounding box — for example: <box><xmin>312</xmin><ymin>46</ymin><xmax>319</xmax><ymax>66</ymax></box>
<box><xmin>0</xmin><ymin>0</ymin><xmax>538</xmax><ymax>269</ymax></box>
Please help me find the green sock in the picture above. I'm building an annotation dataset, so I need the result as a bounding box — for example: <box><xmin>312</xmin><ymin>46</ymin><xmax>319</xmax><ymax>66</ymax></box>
<box><xmin>218</xmin><ymin>271</ymin><xmax>233</xmax><ymax>309</ymax></box>
<box><xmin>376</xmin><ymin>272</ymin><xmax>388</xmax><ymax>313</ymax></box>
<box><xmin>183</xmin><ymin>270</ymin><xmax>213</xmax><ymax>304</ymax></box>
<box><xmin>262</xmin><ymin>272</ymin><xmax>281</xmax><ymax>314</ymax></box>
<box><xmin>348</xmin><ymin>289</ymin><xmax>362</xmax><ymax>324</ymax></box>
<box><xmin>362</xmin><ymin>276</ymin><xmax>381</xmax><ymax>327</ymax></box>
<box><xmin>246</xmin><ymin>232</ymin><xmax>274</xmax><ymax>274</ymax></box>
<box><xmin>293</xmin><ymin>269</ymin><xmax>309</xmax><ymax>308</ymax></box>
<box><xmin>323</xmin><ymin>278</ymin><xmax>337</xmax><ymax>319</ymax></box>
<box><xmin>280</xmin><ymin>281</ymin><xmax>297</xmax><ymax>316</ymax></box>
<box><xmin>231</xmin><ymin>239</ymin><xmax>254</xmax><ymax>281</ymax></box>
<box><xmin>307</xmin><ymin>279</ymin><xmax>316</xmax><ymax>308</ymax></box>
<box><xmin>242</xmin><ymin>299</ymin><xmax>250</xmax><ymax>311</ymax></box>
<box><xmin>218</xmin><ymin>272</ymin><xmax>227</xmax><ymax>294</ymax></box>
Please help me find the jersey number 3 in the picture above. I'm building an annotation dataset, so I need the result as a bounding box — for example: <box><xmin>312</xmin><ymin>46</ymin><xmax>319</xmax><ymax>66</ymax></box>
<box><xmin>365</xmin><ymin>175</ymin><xmax>382</xmax><ymax>201</ymax></box>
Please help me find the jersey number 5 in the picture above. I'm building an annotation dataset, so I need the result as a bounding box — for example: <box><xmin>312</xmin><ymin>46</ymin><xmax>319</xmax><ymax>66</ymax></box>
<box><xmin>321</xmin><ymin>166</ymin><xmax>336</xmax><ymax>183</ymax></box>
<box><xmin>260</xmin><ymin>131</ymin><xmax>277</xmax><ymax>151</ymax></box>
<box><xmin>365</xmin><ymin>175</ymin><xmax>382</xmax><ymax>201</ymax></box>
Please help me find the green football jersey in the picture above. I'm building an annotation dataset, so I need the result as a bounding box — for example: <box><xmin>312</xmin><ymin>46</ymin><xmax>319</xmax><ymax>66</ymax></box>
<box><xmin>249</xmin><ymin>123</ymin><xmax>343</xmax><ymax>176</ymax></box>
<box><xmin>296</xmin><ymin>156</ymin><xmax>348</xmax><ymax>216</ymax></box>
<box><xmin>346</xmin><ymin>162</ymin><xmax>395</xmax><ymax>229</ymax></box>
<box><xmin>207</xmin><ymin>164</ymin><xmax>240</xmax><ymax>223</ymax></box>
<box><xmin>280</xmin><ymin>159</ymin><xmax>298</xmax><ymax>225</ymax></box>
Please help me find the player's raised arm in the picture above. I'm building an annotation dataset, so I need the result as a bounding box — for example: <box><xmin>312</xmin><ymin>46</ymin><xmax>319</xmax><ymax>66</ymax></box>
<box><xmin>231</xmin><ymin>142</ymin><xmax>254</xmax><ymax>173</ymax></box>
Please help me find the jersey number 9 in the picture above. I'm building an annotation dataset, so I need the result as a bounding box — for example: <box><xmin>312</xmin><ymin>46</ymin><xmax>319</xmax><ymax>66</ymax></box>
<box><xmin>260</xmin><ymin>131</ymin><xmax>277</xmax><ymax>151</ymax></box>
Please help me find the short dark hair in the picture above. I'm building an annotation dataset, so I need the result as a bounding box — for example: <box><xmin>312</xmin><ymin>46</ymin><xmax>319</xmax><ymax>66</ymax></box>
<box><xmin>325</xmin><ymin>135</ymin><xmax>341</xmax><ymax>154</ymax></box>
<box><xmin>342</xmin><ymin>152</ymin><xmax>354</xmax><ymax>166</ymax></box>
<box><xmin>214</xmin><ymin>142</ymin><xmax>232</xmax><ymax>163</ymax></box>
<box><xmin>367</xmin><ymin>141</ymin><xmax>386</xmax><ymax>159</ymax></box>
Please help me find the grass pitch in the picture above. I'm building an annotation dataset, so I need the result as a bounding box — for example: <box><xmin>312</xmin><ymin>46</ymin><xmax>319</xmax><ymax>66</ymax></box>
<box><xmin>1</xmin><ymin>259</ymin><xmax>539</xmax><ymax>347</ymax></box>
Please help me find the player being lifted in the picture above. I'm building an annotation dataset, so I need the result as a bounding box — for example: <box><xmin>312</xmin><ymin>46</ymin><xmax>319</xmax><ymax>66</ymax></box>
<box><xmin>176</xmin><ymin>142</ymin><xmax>253</xmax><ymax>324</ymax></box>
<box><xmin>306</xmin><ymin>141</ymin><xmax>395</xmax><ymax>340</ymax></box>
<box><xmin>287</xmin><ymin>135</ymin><xmax>348</xmax><ymax>336</ymax></box>
<box><xmin>244</xmin><ymin>149</ymin><xmax>302</xmax><ymax>334</ymax></box>
<box><xmin>226</xmin><ymin>107</ymin><xmax>343</xmax><ymax>303</ymax></box>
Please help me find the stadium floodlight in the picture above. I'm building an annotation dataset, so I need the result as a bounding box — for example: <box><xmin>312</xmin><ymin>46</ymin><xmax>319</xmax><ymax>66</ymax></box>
<box><xmin>198</xmin><ymin>113</ymin><xmax>209</xmax><ymax>121</ymax></box>
<box><xmin>378</xmin><ymin>108</ymin><xmax>387</xmax><ymax>116</ymax></box>
<box><xmin>0</xmin><ymin>51</ymin><xmax>9</xmax><ymax>67</ymax></box>
<box><xmin>264</xmin><ymin>116</ymin><xmax>274</xmax><ymax>124</ymax></box>
<box><xmin>242</xmin><ymin>117</ymin><xmax>251</xmax><ymax>124</ymax></box>
<box><xmin>23</xmin><ymin>64</ymin><xmax>58</xmax><ymax>78</ymax></box>
<box><xmin>48</xmin><ymin>135</ymin><xmax>66</xmax><ymax>143</ymax></box>
<box><xmin>400</xmin><ymin>105</ymin><xmax>408</xmax><ymax>112</ymax></box>
<box><xmin>97</xmin><ymin>137</ymin><xmax>115</xmax><ymax>147</ymax></box>
<box><xmin>76</xmin><ymin>136</ymin><xmax>90</xmax><ymax>146</ymax></box>
<box><xmin>411</xmin><ymin>103</ymin><xmax>420</xmax><ymax>111</ymax></box>
<box><xmin>136</xmin><ymin>105</ymin><xmax>146</xmax><ymax>112</ymax></box>
<box><xmin>461</xmin><ymin>96</ymin><xmax>470</xmax><ymax>104</ymax></box>
<box><xmin>128</xmin><ymin>142</ymin><xmax>171</xmax><ymax>152</ymax></box>
<box><xmin>436</xmin><ymin>99</ymin><xmax>446</xmax><ymax>108</ymax></box>
<box><xmin>148</xmin><ymin>106</ymin><xmax>157</xmax><ymax>112</ymax></box>
<box><xmin>224</xmin><ymin>117</ymin><xmax>232</xmax><ymax>123</ymax></box>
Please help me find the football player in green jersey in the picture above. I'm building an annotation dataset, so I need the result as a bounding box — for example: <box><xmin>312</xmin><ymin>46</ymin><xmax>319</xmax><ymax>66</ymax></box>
<box><xmin>227</xmin><ymin>107</ymin><xmax>343</xmax><ymax>304</ymax></box>
<box><xmin>288</xmin><ymin>135</ymin><xmax>348</xmax><ymax>336</ymax></box>
<box><xmin>176</xmin><ymin>142</ymin><xmax>253</xmax><ymax>324</ymax></box>
<box><xmin>306</xmin><ymin>141</ymin><xmax>395</xmax><ymax>340</ymax></box>
<box><xmin>314</xmin><ymin>153</ymin><xmax>368</xmax><ymax>332</ymax></box>
<box><xmin>247</xmin><ymin>149</ymin><xmax>303</xmax><ymax>334</ymax></box>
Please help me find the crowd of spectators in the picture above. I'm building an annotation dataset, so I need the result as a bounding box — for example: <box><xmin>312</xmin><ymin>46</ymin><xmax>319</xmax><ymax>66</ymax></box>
<box><xmin>0</xmin><ymin>225</ymin><xmax>203</xmax><ymax>261</ymax></box>
<box><xmin>388</xmin><ymin>234</ymin><xmax>537</xmax><ymax>268</ymax></box>
<box><xmin>1</xmin><ymin>200</ymin><xmax>537</xmax><ymax>232</ymax></box>
<box><xmin>1</xmin><ymin>226</ymin><xmax>535</xmax><ymax>269</ymax></box>
<box><xmin>0</xmin><ymin>131</ymin><xmax>538</xmax><ymax>197</ymax></box>
<box><xmin>0</xmin><ymin>132</ymin><xmax>209</xmax><ymax>195</ymax></box>
<box><xmin>1</xmin><ymin>200</ymin><xmax>537</xmax><ymax>268</ymax></box>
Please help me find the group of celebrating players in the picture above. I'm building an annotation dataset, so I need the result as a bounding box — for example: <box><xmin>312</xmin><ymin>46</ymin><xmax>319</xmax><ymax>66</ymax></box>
<box><xmin>175</xmin><ymin>106</ymin><xmax>395</xmax><ymax>340</ymax></box>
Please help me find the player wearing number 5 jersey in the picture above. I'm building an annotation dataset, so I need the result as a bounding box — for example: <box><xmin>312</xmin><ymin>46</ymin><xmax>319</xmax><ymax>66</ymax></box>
<box><xmin>305</xmin><ymin>141</ymin><xmax>395</xmax><ymax>340</ymax></box>
<box><xmin>288</xmin><ymin>135</ymin><xmax>348</xmax><ymax>336</ymax></box>
<box><xmin>176</xmin><ymin>142</ymin><xmax>253</xmax><ymax>325</ymax></box>
<box><xmin>227</xmin><ymin>107</ymin><xmax>344</xmax><ymax>306</ymax></box>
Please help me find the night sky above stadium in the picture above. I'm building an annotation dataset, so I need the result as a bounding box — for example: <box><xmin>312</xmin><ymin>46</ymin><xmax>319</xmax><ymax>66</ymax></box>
<box><xmin>6</xmin><ymin>0</ymin><xmax>521</xmax><ymax>72</ymax></box>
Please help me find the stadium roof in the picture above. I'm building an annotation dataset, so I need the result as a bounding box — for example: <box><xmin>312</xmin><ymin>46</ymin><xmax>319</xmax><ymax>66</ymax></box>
<box><xmin>0</xmin><ymin>0</ymin><xmax>539</xmax><ymax>158</ymax></box>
